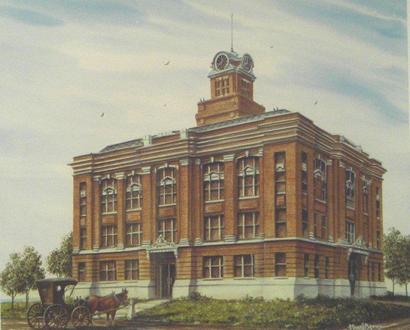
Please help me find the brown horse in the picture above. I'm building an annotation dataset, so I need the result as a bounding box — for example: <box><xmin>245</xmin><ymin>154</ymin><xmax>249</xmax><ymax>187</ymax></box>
<box><xmin>87</xmin><ymin>288</ymin><xmax>128</xmax><ymax>326</ymax></box>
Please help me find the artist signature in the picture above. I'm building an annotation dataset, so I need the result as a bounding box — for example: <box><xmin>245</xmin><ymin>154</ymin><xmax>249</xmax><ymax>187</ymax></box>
<box><xmin>348</xmin><ymin>323</ymin><xmax>382</xmax><ymax>330</ymax></box>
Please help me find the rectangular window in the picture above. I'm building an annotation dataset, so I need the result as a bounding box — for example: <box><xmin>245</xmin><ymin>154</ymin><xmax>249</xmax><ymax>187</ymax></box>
<box><xmin>101</xmin><ymin>225</ymin><xmax>117</xmax><ymax>248</ymax></box>
<box><xmin>80</xmin><ymin>227</ymin><xmax>87</xmax><ymax>250</ymax></box>
<box><xmin>302</xmin><ymin>208</ymin><xmax>308</xmax><ymax>238</ymax></box>
<box><xmin>314</xmin><ymin>255</ymin><xmax>320</xmax><ymax>278</ymax></box>
<box><xmin>125</xmin><ymin>260</ymin><xmax>139</xmax><ymax>280</ymax></box>
<box><xmin>304</xmin><ymin>254</ymin><xmax>309</xmax><ymax>277</ymax></box>
<box><xmin>275</xmin><ymin>253</ymin><xmax>287</xmax><ymax>277</ymax></box>
<box><xmin>345</xmin><ymin>168</ymin><xmax>356</xmax><ymax>208</ymax></box>
<box><xmin>234</xmin><ymin>255</ymin><xmax>254</xmax><ymax>278</ymax></box>
<box><xmin>325</xmin><ymin>257</ymin><xmax>330</xmax><ymax>279</ymax></box>
<box><xmin>99</xmin><ymin>261</ymin><xmax>116</xmax><ymax>281</ymax></box>
<box><xmin>362</xmin><ymin>190</ymin><xmax>369</xmax><ymax>214</ymax></box>
<box><xmin>203</xmin><ymin>162</ymin><xmax>224</xmax><ymax>201</ymax></box>
<box><xmin>238</xmin><ymin>157</ymin><xmax>260</xmax><ymax>198</ymax></box>
<box><xmin>79</xmin><ymin>182</ymin><xmax>87</xmax><ymax>217</ymax></box>
<box><xmin>238</xmin><ymin>212</ymin><xmax>259</xmax><ymax>239</ymax></box>
<box><xmin>158</xmin><ymin>218</ymin><xmax>176</xmax><ymax>243</ymax></box>
<box><xmin>301</xmin><ymin>152</ymin><xmax>308</xmax><ymax>193</ymax></box>
<box><xmin>313</xmin><ymin>213</ymin><xmax>318</xmax><ymax>238</ymax></box>
<box><xmin>78</xmin><ymin>262</ymin><xmax>86</xmax><ymax>282</ymax></box>
<box><xmin>126</xmin><ymin>175</ymin><xmax>143</xmax><ymax>210</ymax></box>
<box><xmin>371</xmin><ymin>263</ymin><xmax>375</xmax><ymax>281</ymax></box>
<box><xmin>377</xmin><ymin>263</ymin><xmax>382</xmax><ymax>281</ymax></box>
<box><xmin>376</xmin><ymin>231</ymin><xmax>381</xmax><ymax>249</ymax></box>
<box><xmin>204</xmin><ymin>215</ymin><xmax>224</xmax><ymax>241</ymax></box>
<box><xmin>157</xmin><ymin>167</ymin><xmax>177</xmax><ymax>206</ymax></box>
<box><xmin>101</xmin><ymin>179</ymin><xmax>117</xmax><ymax>213</ymax></box>
<box><xmin>376</xmin><ymin>188</ymin><xmax>381</xmax><ymax>218</ymax></box>
<box><xmin>203</xmin><ymin>256</ymin><xmax>223</xmax><ymax>279</ymax></box>
<box><xmin>314</xmin><ymin>158</ymin><xmax>327</xmax><ymax>201</ymax></box>
<box><xmin>345</xmin><ymin>221</ymin><xmax>355</xmax><ymax>244</ymax></box>
<box><xmin>126</xmin><ymin>223</ymin><xmax>142</xmax><ymax>246</ymax></box>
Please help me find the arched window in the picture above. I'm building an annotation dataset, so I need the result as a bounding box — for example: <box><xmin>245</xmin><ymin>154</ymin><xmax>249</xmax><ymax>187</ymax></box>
<box><xmin>157</xmin><ymin>167</ymin><xmax>177</xmax><ymax>206</ymax></box>
<box><xmin>203</xmin><ymin>162</ymin><xmax>224</xmax><ymax>201</ymax></box>
<box><xmin>101</xmin><ymin>178</ymin><xmax>117</xmax><ymax>213</ymax></box>
<box><xmin>314</xmin><ymin>158</ymin><xmax>327</xmax><ymax>201</ymax></box>
<box><xmin>345</xmin><ymin>168</ymin><xmax>356</xmax><ymax>208</ymax></box>
<box><xmin>238</xmin><ymin>157</ymin><xmax>260</xmax><ymax>198</ymax></box>
<box><xmin>126</xmin><ymin>175</ymin><xmax>142</xmax><ymax>210</ymax></box>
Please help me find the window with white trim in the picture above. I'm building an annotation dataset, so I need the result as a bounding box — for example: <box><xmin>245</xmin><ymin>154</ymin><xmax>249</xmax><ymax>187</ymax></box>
<box><xmin>101</xmin><ymin>225</ymin><xmax>117</xmax><ymax>248</ymax></box>
<box><xmin>203</xmin><ymin>162</ymin><xmax>224</xmax><ymax>201</ymax></box>
<box><xmin>238</xmin><ymin>212</ymin><xmax>259</xmax><ymax>239</ymax></box>
<box><xmin>99</xmin><ymin>261</ymin><xmax>116</xmax><ymax>281</ymax></box>
<box><xmin>215</xmin><ymin>76</ymin><xmax>230</xmax><ymax>97</ymax></box>
<box><xmin>158</xmin><ymin>218</ymin><xmax>176</xmax><ymax>243</ymax></box>
<box><xmin>345</xmin><ymin>168</ymin><xmax>356</xmax><ymax>208</ymax></box>
<box><xmin>301</xmin><ymin>152</ymin><xmax>308</xmax><ymax>193</ymax></box>
<box><xmin>78</xmin><ymin>263</ymin><xmax>86</xmax><ymax>282</ymax></box>
<box><xmin>203</xmin><ymin>256</ymin><xmax>223</xmax><ymax>278</ymax></box>
<box><xmin>345</xmin><ymin>220</ymin><xmax>355</xmax><ymax>244</ymax></box>
<box><xmin>234</xmin><ymin>255</ymin><xmax>254</xmax><ymax>278</ymax></box>
<box><xmin>126</xmin><ymin>223</ymin><xmax>142</xmax><ymax>247</ymax></box>
<box><xmin>80</xmin><ymin>227</ymin><xmax>87</xmax><ymax>250</ymax></box>
<box><xmin>362</xmin><ymin>181</ymin><xmax>369</xmax><ymax>214</ymax></box>
<box><xmin>126</xmin><ymin>175</ymin><xmax>142</xmax><ymax>210</ymax></box>
<box><xmin>125</xmin><ymin>260</ymin><xmax>139</xmax><ymax>280</ymax></box>
<box><xmin>376</xmin><ymin>187</ymin><xmax>381</xmax><ymax>218</ymax></box>
<box><xmin>101</xmin><ymin>179</ymin><xmax>117</xmax><ymax>214</ymax></box>
<box><xmin>238</xmin><ymin>157</ymin><xmax>260</xmax><ymax>198</ymax></box>
<box><xmin>204</xmin><ymin>215</ymin><xmax>224</xmax><ymax>241</ymax></box>
<box><xmin>157</xmin><ymin>167</ymin><xmax>177</xmax><ymax>206</ymax></box>
<box><xmin>314</xmin><ymin>158</ymin><xmax>327</xmax><ymax>201</ymax></box>
<box><xmin>79</xmin><ymin>182</ymin><xmax>87</xmax><ymax>217</ymax></box>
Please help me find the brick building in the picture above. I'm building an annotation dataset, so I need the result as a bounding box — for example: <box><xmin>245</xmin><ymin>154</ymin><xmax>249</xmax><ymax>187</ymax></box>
<box><xmin>71</xmin><ymin>50</ymin><xmax>386</xmax><ymax>299</ymax></box>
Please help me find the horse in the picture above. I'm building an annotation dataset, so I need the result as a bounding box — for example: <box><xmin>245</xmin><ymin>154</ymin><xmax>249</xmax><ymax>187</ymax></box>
<box><xmin>87</xmin><ymin>288</ymin><xmax>128</xmax><ymax>326</ymax></box>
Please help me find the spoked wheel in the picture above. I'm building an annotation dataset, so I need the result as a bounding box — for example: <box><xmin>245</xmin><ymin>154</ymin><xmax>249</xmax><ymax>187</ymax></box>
<box><xmin>44</xmin><ymin>304</ymin><xmax>69</xmax><ymax>329</ymax></box>
<box><xmin>71</xmin><ymin>305</ymin><xmax>92</xmax><ymax>327</ymax></box>
<box><xmin>27</xmin><ymin>303</ymin><xmax>44</xmax><ymax>329</ymax></box>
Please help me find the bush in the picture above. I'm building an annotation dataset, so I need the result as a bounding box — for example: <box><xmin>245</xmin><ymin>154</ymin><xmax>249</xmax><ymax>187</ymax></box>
<box><xmin>136</xmin><ymin>296</ymin><xmax>410</xmax><ymax>329</ymax></box>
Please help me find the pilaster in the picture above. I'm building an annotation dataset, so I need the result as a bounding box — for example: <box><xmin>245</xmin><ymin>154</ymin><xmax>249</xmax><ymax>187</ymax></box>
<box><xmin>115</xmin><ymin>172</ymin><xmax>126</xmax><ymax>249</ymax></box>
<box><xmin>141</xmin><ymin>166</ymin><xmax>152</xmax><ymax>245</ymax></box>
<box><xmin>223</xmin><ymin>154</ymin><xmax>236</xmax><ymax>242</ymax></box>
<box><xmin>93</xmin><ymin>176</ymin><xmax>101</xmax><ymax>249</ymax></box>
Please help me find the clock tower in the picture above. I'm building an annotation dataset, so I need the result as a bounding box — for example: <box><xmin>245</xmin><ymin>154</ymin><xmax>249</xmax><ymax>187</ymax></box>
<box><xmin>196</xmin><ymin>50</ymin><xmax>265</xmax><ymax>126</ymax></box>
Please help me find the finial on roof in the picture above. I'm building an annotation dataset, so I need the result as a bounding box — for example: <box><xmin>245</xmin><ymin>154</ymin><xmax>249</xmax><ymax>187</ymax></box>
<box><xmin>230</xmin><ymin>13</ymin><xmax>234</xmax><ymax>52</ymax></box>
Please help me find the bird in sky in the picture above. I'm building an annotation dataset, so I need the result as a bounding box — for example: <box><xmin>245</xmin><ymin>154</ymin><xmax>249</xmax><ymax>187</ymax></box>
<box><xmin>164</xmin><ymin>61</ymin><xmax>170</xmax><ymax>65</ymax></box>
<box><xmin>270</xmin><ymin>45</ymin><xmax>274</xmax><ymax>49</ymax></box>
<box><xmin>100</xmin><ymin>112</ymin><xmax>105</xmax><ymax>117</ymax></box>
<box><xmin>314</xmin><ymin>100</ymin><xmax>318</xmax><ymax>105</ymax></box>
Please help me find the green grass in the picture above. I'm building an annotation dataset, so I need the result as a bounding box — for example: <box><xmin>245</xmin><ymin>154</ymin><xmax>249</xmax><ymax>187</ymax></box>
<box><xmin>1</xmin><ymin>302</ymin><xmax>28</xmax><ymax>320</ymax></box>
<box><xmin>136</xmin><ymin>295</ymin><xmax>410</xmax><ymax>330</ymax></box>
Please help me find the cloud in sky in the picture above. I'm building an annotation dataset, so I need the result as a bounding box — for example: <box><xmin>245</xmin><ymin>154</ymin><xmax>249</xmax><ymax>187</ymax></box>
<box><xmin>0</xmin><ymin>0</ymin><xmax>408</xmax><ymax>274</ymax></box>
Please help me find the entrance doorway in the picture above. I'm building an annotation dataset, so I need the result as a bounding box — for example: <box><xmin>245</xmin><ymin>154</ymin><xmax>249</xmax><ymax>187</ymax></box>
<box><xmin>348</xmin><ymin>253</ymin><xmax>361</xmax><ymax>296</ymax></box>
<box><xmin>153</xmin><ymin>253</ymin><xmax>176</xmax><ymax>298</ymax></box>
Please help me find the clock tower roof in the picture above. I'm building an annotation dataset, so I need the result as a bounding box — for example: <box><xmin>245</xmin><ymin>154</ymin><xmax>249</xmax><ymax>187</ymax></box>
<box><xmin>209</xmin><ymin>50</ymin><xmax>256</xmax><ymax>81</ymax></box>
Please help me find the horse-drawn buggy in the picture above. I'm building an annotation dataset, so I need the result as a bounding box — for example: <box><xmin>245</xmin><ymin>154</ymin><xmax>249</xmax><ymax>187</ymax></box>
<box><xmin>27</xmin><ymin>278</ymin><xmax>128</xmax><ymax>329</ymax></box>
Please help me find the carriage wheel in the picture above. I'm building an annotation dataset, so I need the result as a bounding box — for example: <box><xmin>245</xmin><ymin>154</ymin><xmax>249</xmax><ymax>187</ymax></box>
<box><xmin>44</xmin><ymin>304</ymin><xmax>69</xmax><ymax>329</ymax></box>
<box><xmin>71</xmin><ymin>305</ymin><xmax>92</xmax><ymax>327</ymax></box>
<box><xmin>27</xmin><ymin>303</ymin><xmax>44</xmax><ymax>329</ymax></box>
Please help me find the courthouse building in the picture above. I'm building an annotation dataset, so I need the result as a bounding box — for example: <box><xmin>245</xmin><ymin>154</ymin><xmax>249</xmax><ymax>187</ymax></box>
<box><xmin>71</xmin><ymin>50</ymin><xmax>386</xmax><ymax>299</ymax></box>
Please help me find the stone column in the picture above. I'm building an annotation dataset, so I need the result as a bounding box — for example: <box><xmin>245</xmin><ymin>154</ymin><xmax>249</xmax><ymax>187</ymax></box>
<box><xmin>93</xmin><ymin>176</ymin><xmax>101</xmax><ymax>249</ymax></box>
<box><xmin>72</xmin><ymin>178</ymin><xmax>81</xmax><ymax>252</ymax></box>
<box><xmin>115</xmin><ymin>172</ymin><xmax>126</xmax><ymax>249</ymax></box>
<box><xmin>337</xmin><ymin>161</ymin><xmax>346</xmax><ymax>242</ymax></box>
<box><xmin>326</xmin><ymin>159</ymin><xmax>335</xmax><ymax>242</ymax></box>
<box><xmin>193</xmin><ymin>159</ymin><xmax>203</xmax><ymax>245</ymax></box>
<box><xmin>86</xmin><ymin>176</ymin><xmax>94</xmax><ymax>250</ymax></box>
<box><xmin>307</xmin><ymin>149</ymin><xmax>315</xmax><ymax>239</ymax></box>
<box><xmin>262</xmin><ymin>147</ymin><xmax>274</xmax><ymax>238</ymax></box>
<box><xmin>141</xmin><ymin>166</ymin><xmax>152</xmax><ymax>245</ymax></box>
<box><xmin>286</xmin><ymin>143</ymin><xmax>298</xmax><ymax>237</ymax></box>
<box><xmin>178</xmin><ymin>159</ymin><xmax>191</xmax><ymax>246</ymax></box>
<box><xmin>223</xmin><ymin>154</ymin><xmax>236</xmax><ymax>242</ymax></box>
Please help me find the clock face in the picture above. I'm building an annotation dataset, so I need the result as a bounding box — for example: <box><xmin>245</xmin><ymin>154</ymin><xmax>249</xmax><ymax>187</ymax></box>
<box><xmin>215</xmin><ymin>54</ymin><xmax>229</xmax><ymax>70</ymax></box>
<box><xmin>241</xmin><ymin>54</ymin><xmax>253</xmax><ymax>72</ymax></box>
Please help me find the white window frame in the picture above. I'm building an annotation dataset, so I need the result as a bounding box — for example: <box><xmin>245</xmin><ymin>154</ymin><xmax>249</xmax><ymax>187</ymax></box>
<box><xmin>204</xmin><ymin>215</ymin><xmax>224</xmax><ymax>241</ymax></box>
<box><xmin>157</xmin><ymin>167</ymin><xmax>177</xmax><ymax>206</ymax></box>
<box><xmin>99</xmin><ymin>261</ymin><xmax>116</xmax><ymax>281</ymax></box>
<box><xmin>238</xmin><ymin>157</ymin><xmax>260</xmax><ymax>198</ymax></box>
<box><xmin>124</xmin><ymin>260</ymin><xmax>139</xmax><ymax>280</ymax></box>
<box><xmin>238</xmin><ymin>212</ymin><xmax>259</xmax><ymax>239</ymax></box>
<box><xmin>203</xmin><ymin>162</ymin><xmax>224</xmax><ymax>202</ymax></box>
<box><xmin>157</xmin><ymin>218</ymin><xmax>176</xmax><ymax>243</ymax></box>
<box><xmin>101</xmin><ymin>179</ymin><xmax>117</xmax><ymax>214</ymax></box>
<box><xmin>203</xmin><ymin>256</ymin><xmax>224</xmax><ymax>279</ymax></box>
<box><xmin>126</xmin><ymin>223</ymin><xmax>142</xmax><ymax>246</ymax></box>
<box><xmin>234</xmin><ymin>255</ymin><xmax>254</xmax><ymax>278</ymax></box>
<box><xmin>345</xmin><ymin>220</ymin><xmax>355</xmax><ymax>244</ymax></box>
<box><xmin>101</xmin><ymin>225</ymin><xmax>117</xmax><ymax>248</ymax></box>
<box><xmin>126</xmin><ymin>175</ymin><xmax>142</xmax><ymax>210</ymax></box>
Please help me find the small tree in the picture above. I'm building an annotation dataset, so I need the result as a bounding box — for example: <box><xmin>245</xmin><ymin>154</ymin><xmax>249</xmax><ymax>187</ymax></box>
<box><xmin>0</xmin><ymin>254</ymin><xmax>21</xmax><ymax>310</ymax></box>
<box><xmin>47</xmin><ymin>233</ymin><xmax>73</xmax><ymax>278</ymax></box>
<box><xmin>20</xmin><ymin>246</ymin><xmax>46</xmax><ymax>308</ymax></box>
<box><xmin>384</xmin><ymin>228</ymin><xmax>403</xmax><ymax>295</ymax></box>
<box><xmin>397</xmin><ymin>235</ymin><xmax>410</xmax><ymax>297</ymax></box>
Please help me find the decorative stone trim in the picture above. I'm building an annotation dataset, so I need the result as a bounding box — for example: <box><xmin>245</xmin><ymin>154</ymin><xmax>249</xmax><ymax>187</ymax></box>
<box><xmin>224</xmin><ymin>234</ymin><xmax>236</xmax><ymax>243</ymax></box>
<box><xmin>194</xmin><ymin>238</ymin><xmax>203</xmax><ymax>245</ymax></box>
<box><xmin>116</xmin><ymin>243</ymin><xmax>125</xmax><ymax>250</ymax></box>
<box><xmin>223</xmin><ymin>154</ymin><xmax>235</xmax><ymax>162</ymax></box>
<box><xmin>179</xmin><ymin>238</ymin><xmax>190</xmax><ymax>246</ymax></box>
<box><xmin>143</xmin><ymin>135</ymin><xmax>152</xmax><ymax>146</ymax></box>
<box><xmin>114</xmin><ymin>172</ymin><xmax>125</xmax><ymax>180</ymax></box>
<box><xmin>180</xmin><ymin>129</ymin><xmax>188</xmax><ymax>139</ymax></box>
<box><xmin>72</xmin><ymin>247</ymin><xmax>80</xmax><ymax>254</ymax></box>
<box><xmin>141</xmin><ymin>166</ymin><xmax>151</xmax><ymax>174</ymax></box>
<box><xmin>326</xmin><ymin>159</ymin><xmax>333</xmax><ymax>166</ymax></box>
<box><xmin>195</xmin><ymin>158</ymin><xmax>201</xmax><ymax>165</ymax></box>
<box><xmin>93</xmin><ymin>175</ymin><xmax>101</xmax><ymax>182</ymax></box>
<box><xmin>179</xmin><ymin>158</ymin><xmax>190</xmax><ymax>166</ymax></box>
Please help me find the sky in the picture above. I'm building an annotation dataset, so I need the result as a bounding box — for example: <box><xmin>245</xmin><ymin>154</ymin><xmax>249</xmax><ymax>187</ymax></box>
<box><xmin>0</xmin><ymin>0</ymin><xmax>408</xmax><ymax>281</ymax></box>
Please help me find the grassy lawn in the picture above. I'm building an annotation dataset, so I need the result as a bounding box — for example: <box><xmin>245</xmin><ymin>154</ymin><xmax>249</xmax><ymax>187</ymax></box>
<box><xmin>1</xmin><ymin>302</ymin><xmax>28</xmax><ymax>320</ymax></box>
<box><xmin>136</xmin><ymin>295</ymin><xmax>410</xmax><ymax>330</ymax></box>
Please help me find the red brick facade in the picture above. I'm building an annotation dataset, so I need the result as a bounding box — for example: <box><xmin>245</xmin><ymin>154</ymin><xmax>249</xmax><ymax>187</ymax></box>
<box><xmin>71</xmin><ymin>50</ymin><xmax>386</xmax><ymax>299</ymax></box>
